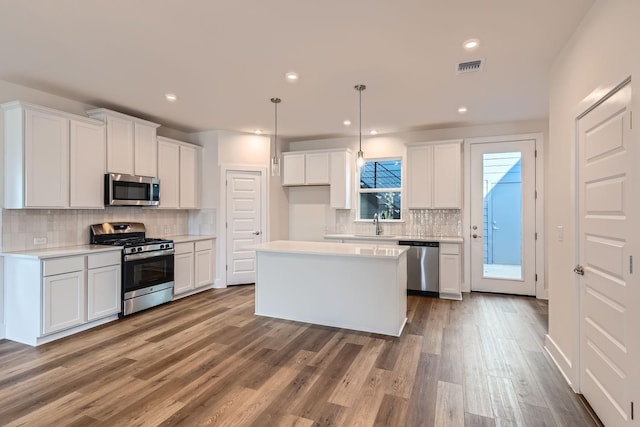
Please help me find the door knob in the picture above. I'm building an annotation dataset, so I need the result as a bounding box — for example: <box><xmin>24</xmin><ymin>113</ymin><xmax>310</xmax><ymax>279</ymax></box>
<box><xmin>574</xmin><ymin>265</ymin><xmax>585</xmax><ymax>275</ymax></box>
<box><xmin>472</xmin><ymin>234</ymin><xmax>482</xmax><ymax>239</ymax></box>
<box><xmin>253</xmin><ymin>231</ymin><xmax>261</xmax><ymax>236</ymax></box>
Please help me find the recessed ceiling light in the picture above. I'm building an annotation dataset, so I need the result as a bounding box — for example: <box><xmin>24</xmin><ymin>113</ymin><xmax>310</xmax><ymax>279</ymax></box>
<box><xmin>463</xmin><ymin>39</ymin><xmax>480</xmax><ymax>50</ymax></box>
<box><xmin>285</xmin><ymin>72</ymin><xmax>299</xmax><ymax>82</ymax></box>
<box><xmin>164</xmin><ymin>93</ymin><xmax>178</xmax><ymax>102</ymax></box>
<box><xmin>370</xmin><ymin>130</ymin><xmax>378</xmax><ymax>135</ymax></box>
<box><xmin>343</xmin><ymin>120</ymin><xmax>351</xmax><ymax>126</ymax></box>
<box><xmin>458</xmin><ymin>106</ymin><xmax>468</xmax><ymax>114</ymax></box>
<box><xmin>254</xmin><ymin>129</ymin><xmax>263</xmax><ymax>135</ymax></box>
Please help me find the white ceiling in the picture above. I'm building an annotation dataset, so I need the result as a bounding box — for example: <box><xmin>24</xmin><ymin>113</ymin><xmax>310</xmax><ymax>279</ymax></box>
<box><xmin>0</xmin><ymin>0</ymin><xmax>594</xmax><ymax>140</ymax></box>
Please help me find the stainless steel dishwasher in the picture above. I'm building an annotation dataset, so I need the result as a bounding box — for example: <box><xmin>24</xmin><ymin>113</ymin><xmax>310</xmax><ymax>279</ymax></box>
<box><xmin>398</xmin><ymin>241</ymin><xmax>439</xmax><ymax>296</ymax></box>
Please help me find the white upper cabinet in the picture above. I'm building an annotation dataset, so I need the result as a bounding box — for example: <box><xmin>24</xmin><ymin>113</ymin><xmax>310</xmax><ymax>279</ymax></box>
<box><xmin>70</xmin><ymin>119</ymin><xmax>106</xmax><ymax>208</ymax></box>
<box><xmin>87</xmin><ymin>108</ymin><xmax>160</xmax><ymax>177</ymax></box>
<box><xmin>157</xmin><ymin>139</ymin><xmax>180</xmax><ymax>208</ymax></box>
<box><xmin>157</xmin><ymin>136</ymin><xmax>201</xmax><ymax>209</ymax></box>
<box><xmin>433</xmin><ymin>143</ymin><xmax>462</xmax><ymax>208</ymax></box>
<box><xmin>283</xmin><ymin>149</ymin><xmax>353</xmax><ymax>208</ymax></box>
<box><xmin>406</xmin><ymin>145</ymin><xmax>433</xmax><ymax>209</ymax></box>
<box><xmin>104</xmin><ymin>114</ymin><xmax>134</xmax><ymax>175</ymax></box>
<box><xmin>330</xmin><ymin>150</ymin><xmax>353</xmax><ymax>209</ymax></box>
<box><xmin>2</xmin><ymin>101</ymin><xmax>105</xmax><ymax>209</ymax></box>
<box><xmin>305</xmin><ymin>152</ymin><xmax>330</xmax><ymax>184</ymax></box>
<box><xmin>134</xmin><ymin>123</ymin><xmax>158</xmax><ymax>177</ymax></box>
<box><xmin>282</xmin><ymin>153</ymin><xmax>306</xmax><ymax>186</ymax></box>
<box><xmin>406</xmin><ymin>140</ymin><xmax>462</xmax><ymax>209</ymax></box>
<box><xmin>179</xmin><ymin>144</ymin><xmax>199</xmax><ymax>209</ymax></box>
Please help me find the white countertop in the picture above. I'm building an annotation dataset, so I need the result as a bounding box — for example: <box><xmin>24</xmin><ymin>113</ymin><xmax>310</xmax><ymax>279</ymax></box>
<box><xmin>251</xmin><ymin>240</ymin><xmax>408</xmax><ymax>259</ymax></box>
<box><xmin>167</xmin><ymin>235</ymin><xmax>216</xmax><ymax>243</ymax></box>
<box><xmin>324</xmin><ymin>234</ymin><xmax>464</xmax><ymax>243</ymax></box>
<box><xmin>0</xmin><ymin>244</ymin><xmax>123</xmax><ymax>260</ymax></box>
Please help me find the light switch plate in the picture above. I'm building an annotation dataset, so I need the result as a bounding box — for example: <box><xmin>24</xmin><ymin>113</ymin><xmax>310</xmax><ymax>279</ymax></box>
<box><xmin>33</xmin><ymin>237</ymin><xmax>47</xmax><ymax>245</ymax></box>
<box><xmin>556</xmin><ymin>226</ymin><xmax>564</xmax><ymax>242</ymax></box>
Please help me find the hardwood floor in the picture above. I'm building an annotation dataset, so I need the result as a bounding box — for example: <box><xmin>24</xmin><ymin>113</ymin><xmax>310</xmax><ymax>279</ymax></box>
<box><xmin>0</xmin><ymin>286</ymin><xmax>600</xmax><ymax>426</ymax></box>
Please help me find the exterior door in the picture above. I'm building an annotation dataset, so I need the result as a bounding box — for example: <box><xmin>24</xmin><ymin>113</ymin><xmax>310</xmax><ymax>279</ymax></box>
<box><xmin>577</xmin><ymin>82</ymin><xmax>634</xmax><ymax>426</ymax></box>
<box><xmin>470</xmin><ymin>140</ymin><xmax>536</xmax><ymax>295</ymax></box>
<box><xmin>226</xmin><ymin>170</ymin><xmax>263</xmax><ymax>285</ymax></box>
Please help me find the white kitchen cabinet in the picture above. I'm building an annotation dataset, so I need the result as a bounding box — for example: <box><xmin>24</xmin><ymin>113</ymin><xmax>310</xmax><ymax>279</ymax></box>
<box><xmin>2</xmin><ymin>101</ymin><xmax>105</xmax><ymax>209</ymax></box>
<box><xmin>3</xmin><ymin>248</ymin><xmax>122</xmax><ymax>346</ymax></box>
<box><xmin>433</xmin><ymin>144</ymin><xmax>462</xmax><ymax>208</ymax></box>
<box><xmin>282</xmin><ymin>153</ymin><xmax>306</xmax><ymax>185</ymax></box>
<box><xmin>70</xmin><ymin>119</ymin><xmax>106</xmax><ymax>208</ymax></box>
<box><xmin>157</xmin><ymin>136</ymin><xmax>201</xmax><ymax>209</ymax></box>
<box><xmin>42</xmin><ymin>256</ymin><xmax>86</xmax><ymax>335</ymax></box>
<box><xmin>87</xmin><ymin>108</ymin><xmax>160</xmax><ymax>177</ymax></box>
<box><xmin>87</xmin><ymin>252</ymin><xmax>121</xmax><ymax>321</ymax></box>
<box><xmin>330</xmin><ymin>150</ymin><xmax>353</xmax><ymax>209</ymax></box>
<box><xmin>157</xmin><ymin>139</ymin><xmax>180</xmax><ymax>208</ymax></box>
<box><xmin>406</xmin><ymin>140</ymin><xmax>462</xmax><ymax>209</ymax></box>
<box><xmin>282</xmin><ymin>151</ymin><xmax>331</xmax><ymax>186</ymax></box>
<box><xmin>179</xmin><ymin>144</ymin><xmax>199</xmax><ymax>209</ymax></box>
<box><xmin>134</xmin><ymin>123</ymin><xmax>158</xmax><ymax>177</ymax></box>
<box><xmin>439</xmin><ymin>243</ymin><xmax>461</xmax><ymax>300</ymax></box>
<box><xmin>173</xmin><ymin>238</ymin><xmax>215</xmax><ymax>298</ymax></box>
<box><xmin>195</xmin><ymin>239</ymin><xmax>215</xmax><ymax>288</ymax></box>
<box><xmin>174</xmin><ymin>242</ymin><xmax>195</xmax><ymax>295</ymax></box>
<box><xmin>305</xmin><ymin>152</ymin><xmax>330</xmax><ymax>184</ymax></box>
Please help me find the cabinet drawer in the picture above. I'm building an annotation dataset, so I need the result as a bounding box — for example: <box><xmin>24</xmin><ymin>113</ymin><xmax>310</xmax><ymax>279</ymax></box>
<box><xmin>88</xmin><ymin>251</ymin><xmax>121</xmax><ymax>269</ymax></box>
<box><xmin>43</xmin><ymin>256</ymin><xmax>84</xmax><ymax>277</ymax></box>
<box><xmin>175</xmin><ymin>242</ymin><xmax>194</xmax><ymax>255</ymax></box>
<box><xmin>440</xmin><ymin>243</ymin><xmax>460</xmax><ymax>255</ymax></box>
<box><xmin>195</xmin><ymin>239</ymin><xmax>213</xmax><ymax>252</ymax></box>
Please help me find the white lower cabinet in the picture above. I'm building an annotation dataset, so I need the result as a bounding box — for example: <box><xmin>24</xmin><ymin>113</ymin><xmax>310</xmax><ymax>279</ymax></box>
<box><xmin>195</xmin><ymin>241</ymin><xmax>214</xmax><ymax>288</ymax></box>
<box><xmin>3</xmin><ymin>250</ymin><xmax>122</xmax><ymax>346</ymax></box>
<box><xmin>173</xmin><ymin>239</ymin><xmax>216</xmax><ymax>298</ymax></box>
<box><xmin>439</xmin><ymin>243</ymin><xmax>461</xmax><ymax>300</ymax></box>
<box><xmin>87</xmin><ymin>252</ymin><xmax>121</xmax><ymax>321</ymax></box>
<box><xmin>174</xmin><ymin>242</ymin><xmax>195</xmax><ymax>295</ymax></box>
<box><xmin>43</xmin><ymin>269</ymin><xmax>85</xmax><ymax>335</ymax></box>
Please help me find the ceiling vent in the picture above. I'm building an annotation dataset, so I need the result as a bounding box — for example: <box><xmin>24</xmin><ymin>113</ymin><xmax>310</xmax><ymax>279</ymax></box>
<box><xmin>456</xmin><ymin>59</ymin><xmax>484</xmax><ymax>74</ymax></box>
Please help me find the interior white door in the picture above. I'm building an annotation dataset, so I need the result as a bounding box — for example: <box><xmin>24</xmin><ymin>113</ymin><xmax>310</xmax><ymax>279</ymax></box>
<box><xmin>470</xmin><ymin>140</ymin><xmax>536</xmax><ymax>295</ymax></box>
<box><xmin>577</xmin><ymin>82</ymin><xmax>634</xmax><ymax>426</ymax></box>
<box><xmin>226</xmin><ymin>170</ymin><xmax>263</xmax><ymax>285</ymax></box>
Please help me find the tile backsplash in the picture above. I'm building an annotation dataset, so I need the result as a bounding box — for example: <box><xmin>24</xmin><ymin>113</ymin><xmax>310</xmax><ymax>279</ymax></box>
<box><xmin>334</xmin><ymin>209</ymin><xmax>461</xmax><ymax>237</ymax></box>
<box><xmin>1</xmin><ymin>208</ymin><xmax>194</xmax><ymax>252</ymax></box>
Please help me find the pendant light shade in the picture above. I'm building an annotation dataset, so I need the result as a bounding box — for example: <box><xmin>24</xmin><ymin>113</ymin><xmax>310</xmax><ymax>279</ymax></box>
<box><xmin>355</xmin><ymin>84</ymin><xmax>366</xmax><ymax>168</ymax></box>
<box><xmin>271</xmin><ymin>97</ymin><xmax>281</xmax><ymax>176</ymax></box>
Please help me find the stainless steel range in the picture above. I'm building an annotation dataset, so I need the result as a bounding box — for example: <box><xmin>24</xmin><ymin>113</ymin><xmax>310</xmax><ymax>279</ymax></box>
<box><xmin>90</xmin><ymin>222</ymin><xmax>174</xmax><ymax>316</ymax></box>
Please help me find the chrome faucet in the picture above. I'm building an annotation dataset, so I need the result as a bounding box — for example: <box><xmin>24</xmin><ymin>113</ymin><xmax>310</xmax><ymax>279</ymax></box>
<box><xmin>373</xmin><ymin>213</ymin><xmax>383</xmax><ymax>235</ymax></box>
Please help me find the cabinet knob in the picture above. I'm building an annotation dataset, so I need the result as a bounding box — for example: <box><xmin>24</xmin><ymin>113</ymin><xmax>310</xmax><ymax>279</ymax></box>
<box><xmin>253</xmin><ymin>231</ymin><xmax>261</xmax><ymax>236</ymax></box>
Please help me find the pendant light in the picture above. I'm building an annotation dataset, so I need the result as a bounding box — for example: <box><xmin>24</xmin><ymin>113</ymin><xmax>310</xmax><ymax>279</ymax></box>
<box><xmin>271</xmin><ymin>97</ymin><xmax>281</xmax><ymax>176</ymax></box>
<box><xmin>355</xmin><ymin>84</ymin><xmax>366</xmax><ymax>167</ymax></box>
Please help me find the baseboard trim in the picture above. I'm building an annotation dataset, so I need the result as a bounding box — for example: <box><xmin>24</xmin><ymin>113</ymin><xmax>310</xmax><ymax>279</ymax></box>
<box><xmin>544</xmin><ymin>334</ymin><xmax>576</xmax><ymax>392</ymax></box>
<box><xmin>213</xmin><ymin>278</ymin><xmax>226</xmax><ymax>289</ymax></box>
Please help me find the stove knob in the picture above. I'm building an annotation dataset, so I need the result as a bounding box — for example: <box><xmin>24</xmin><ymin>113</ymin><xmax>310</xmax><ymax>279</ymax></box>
<box><xmin>160</xmin><ymin>244</ymin><xmax>165</xmax><ymax>249</ymax></box>
<box><xmin>137</xmin><ymin>247</ymin><xmax>142</xmax><ymax>252</ymax></box>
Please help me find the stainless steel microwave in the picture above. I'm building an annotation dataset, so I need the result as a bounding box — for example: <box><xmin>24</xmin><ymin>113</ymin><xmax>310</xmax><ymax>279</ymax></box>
<box><xmin>104</xmin><ymin>173</ymin><xmax>160</xmax><ymax>206</ymax></box>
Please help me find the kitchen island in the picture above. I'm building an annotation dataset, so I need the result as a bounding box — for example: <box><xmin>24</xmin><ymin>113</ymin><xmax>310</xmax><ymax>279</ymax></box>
<box><xmin>252</xmin><ymin>240</ymin><xmax>408</xmax><ymax>336</ymax></box>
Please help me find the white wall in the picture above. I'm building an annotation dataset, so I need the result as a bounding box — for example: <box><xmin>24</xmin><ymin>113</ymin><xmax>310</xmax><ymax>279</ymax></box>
<box><xmin>546</xmin><ymin>0</ymin><xmax>640</xmax><ymax>385</ymax></box>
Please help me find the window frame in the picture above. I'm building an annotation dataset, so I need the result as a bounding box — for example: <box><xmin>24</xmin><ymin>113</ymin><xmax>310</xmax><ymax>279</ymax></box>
<box><xmin>357</xmin><ymin>156</ymin><xmax>403</xmax><ymax>222</ymax></box>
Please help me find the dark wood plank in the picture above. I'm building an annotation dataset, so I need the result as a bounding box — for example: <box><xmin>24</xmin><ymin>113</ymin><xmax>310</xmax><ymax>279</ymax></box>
<box><xmin>0</xmin><ymin>287</ymin><xmax>601</xmax><ymax>426</ymax></box>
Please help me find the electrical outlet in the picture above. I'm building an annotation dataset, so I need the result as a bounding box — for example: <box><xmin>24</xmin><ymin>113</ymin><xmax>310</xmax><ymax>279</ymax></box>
<box><xmin>33</xmin><ymin>237</ymin><xmax>47</xmax><ymax>245</ymax></box>
<box><xmin>556</xmin><ymin>226</ymin><xmax>564</xmax><ymax>242</ymax></box>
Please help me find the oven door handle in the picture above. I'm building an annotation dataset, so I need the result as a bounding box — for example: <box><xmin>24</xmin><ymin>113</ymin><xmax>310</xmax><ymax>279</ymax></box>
<box><xmin>124</xmin><ymin>249</ymin><xmax>174</xmax><ymax>261</ymax></box>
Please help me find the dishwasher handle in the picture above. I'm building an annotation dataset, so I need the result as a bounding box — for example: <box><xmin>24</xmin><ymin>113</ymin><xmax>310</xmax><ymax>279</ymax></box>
<box><xmin>398</xmin><ymin>240</ymin><xmax>439</xmax><ymax>248</ymax></box>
